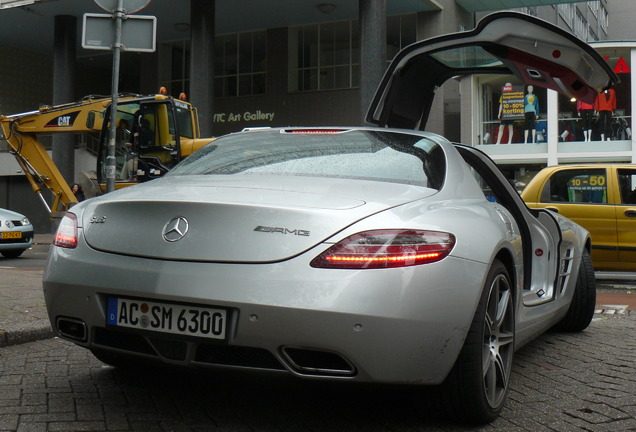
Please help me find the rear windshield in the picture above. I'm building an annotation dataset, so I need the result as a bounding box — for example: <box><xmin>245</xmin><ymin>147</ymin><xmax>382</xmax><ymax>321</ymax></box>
<box><xmin>168</xmin><ymin>129</ymin><xmax>446</xmax><ymax>190</ymax></box>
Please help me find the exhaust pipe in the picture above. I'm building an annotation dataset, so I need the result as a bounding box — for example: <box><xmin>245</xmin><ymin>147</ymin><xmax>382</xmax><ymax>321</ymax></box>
<box><xmin>56</xmin><ymin>317</ymin><xmax>87</xmax><ymax>342</ymax></box>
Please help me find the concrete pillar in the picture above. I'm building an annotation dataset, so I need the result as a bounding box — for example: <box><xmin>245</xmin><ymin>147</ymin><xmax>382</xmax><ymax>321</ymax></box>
<box><xmin>189</xmin><ymin>0</ymin><xmax>215</xmax><ymax>138</ymax></box>
<box><xmin>359</xmin><ymin>0</ymin><xmax>386</xmax><ymax>125</ymax></box>
<box><xmin>52</xmin><ymin>15</ymin><xmax>76</xmax><ymax>185</ymax></box>
<box><xmin>547</xmin><ymin>89</ymin><xmax>559</xmax><ymax>166</ymax></box>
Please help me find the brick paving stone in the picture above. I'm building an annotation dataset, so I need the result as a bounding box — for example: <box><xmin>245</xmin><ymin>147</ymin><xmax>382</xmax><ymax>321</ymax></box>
<box><xmin>0</xmin><ymin>314</ymin><xmax>634</xmax><ymax>431</ymax></box>
<box><xmin>48</xmin><ymin>421</ymin><xmax>106</xmax><ymax>431</ymax></box>
<box><xmin>15</xmin><ymin>423</ymin><xmax>48</xmax><ymax>432</ymax></box>
<box><xmin>0</xmin><ymin>415</ymin><xmax>19</xmax><ymax>432</ymax></box>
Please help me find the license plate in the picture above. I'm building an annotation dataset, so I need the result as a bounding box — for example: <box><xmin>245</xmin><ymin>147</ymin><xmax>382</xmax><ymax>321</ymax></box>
<box><xmin>106</xmin><ymin>297</ymin><xmax>227</xmax><ymax>340</ymax></box>
<box><xmin>1</xmin><ymin>232</ymin><xmax>22</xmax><ymax>239</ymax></box>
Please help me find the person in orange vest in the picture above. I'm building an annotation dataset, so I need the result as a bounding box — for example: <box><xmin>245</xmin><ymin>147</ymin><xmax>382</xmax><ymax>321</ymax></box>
<box><xmin>595</xmin><ymin>88</ymin><xmax>617</xmax><ymax>141</ymax></box>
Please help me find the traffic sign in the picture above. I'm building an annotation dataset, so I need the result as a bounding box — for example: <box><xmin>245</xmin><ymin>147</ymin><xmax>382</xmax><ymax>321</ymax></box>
<box><xmin>82</xmin><ymin>13</ymin><xmax>156</xmax><ymax>52</ymax></box>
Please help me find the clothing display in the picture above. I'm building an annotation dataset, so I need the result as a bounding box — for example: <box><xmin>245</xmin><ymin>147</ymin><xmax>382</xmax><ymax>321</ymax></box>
<box><xmin>595</xmin><ymin>89</ymin><xmax>617</xmax><ymax>140</ymax></box>
<box><xmin>594</xmin><ymin>89</ymin><xmax>616</xmax><ymax>112</ymax></box>
<box><xmin>577</xmin><ymin>100</ymin><xmax>595</xmax><ymax>142</ymax></box>
<box><xmin>523</xmin><ymin>86</ymin><xmax>539</xmax><ymax>143</ymax></box>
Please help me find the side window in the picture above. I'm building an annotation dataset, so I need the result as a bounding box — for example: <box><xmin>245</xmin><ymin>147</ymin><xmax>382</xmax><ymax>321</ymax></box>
<box><xmin>468</xmin><ymin>167</ymin><xmax>499</xmax><ymax>203</ymax></box>
<box><xmin>541</xmin><ymin>169</ymin><xmax>607</xmax><ymax>204</ymax></box>
<box><xmin>618</xmin><ymin>169</ymin><xmax>636</xmax><ymax>204</ymax></box>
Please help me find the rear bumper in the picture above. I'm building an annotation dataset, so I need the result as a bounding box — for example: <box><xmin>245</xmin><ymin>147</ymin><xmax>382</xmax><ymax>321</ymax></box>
<box><xmin>43</xmin><ymin>240</ymin><xmax>488</xmax><ymax>385</ymax></box>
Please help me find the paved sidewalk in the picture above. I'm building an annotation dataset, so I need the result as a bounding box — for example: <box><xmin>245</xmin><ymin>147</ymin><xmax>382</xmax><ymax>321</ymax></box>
<box><xmin>0</xmin><ymin>233</ymin><xmax>634</xmax><ymax>347</ymax></box>
<box><xmin>0</xmin><ymin>234</ymin><xmax>54</xmax><ymax>347</ymax></box>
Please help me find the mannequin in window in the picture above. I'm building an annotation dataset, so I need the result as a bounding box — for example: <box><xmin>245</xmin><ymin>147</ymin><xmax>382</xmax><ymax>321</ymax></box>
<box><xmin>595</xmin><ymin>88</ymin><xmax>616</xmax><ymax>141</ymax></box>
<box><xmin>523</xmin><ymin>85</ymin><xmax>539</xmax><ymax>144</ymax></box>
<box><xmin>496</xmin><ymin>82</ymin><xmax>514</xmax><ymax>144</ymax></box>
<box><xmin>577</xmin><ymin>99</ymin><xmax>594</xmax><ymax>142</ymax></box>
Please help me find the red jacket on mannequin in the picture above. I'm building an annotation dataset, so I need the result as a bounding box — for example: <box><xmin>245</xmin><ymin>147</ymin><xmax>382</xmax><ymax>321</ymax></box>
<box><xmin>595</xmin><ymin>89</ymin><xmax>617</xmax><ymax>112</ymax></box>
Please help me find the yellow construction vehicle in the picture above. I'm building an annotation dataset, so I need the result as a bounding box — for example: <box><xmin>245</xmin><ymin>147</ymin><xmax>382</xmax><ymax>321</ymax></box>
<box><xmin>0</xmin><ymin>93</ymin><xmax>214</xmax><ymax>218</ymax></box>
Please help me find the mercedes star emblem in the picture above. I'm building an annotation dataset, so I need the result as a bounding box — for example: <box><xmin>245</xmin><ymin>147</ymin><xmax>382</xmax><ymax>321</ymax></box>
<box><xmin>162</xmin><ymin>217</ymin><xmax>189</xmax><ymax>242</ymax></box>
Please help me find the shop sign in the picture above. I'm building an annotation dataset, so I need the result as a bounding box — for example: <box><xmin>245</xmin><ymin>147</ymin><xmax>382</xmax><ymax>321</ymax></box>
<box><xmin>213</xmin><ymin>111</ymin><xmax>275</xmax><ymax>123</ymax></box>
<box><xmin>500</xmin><ymin>85</ymin><xmax>524</xmax><ymax>121</ymax></box>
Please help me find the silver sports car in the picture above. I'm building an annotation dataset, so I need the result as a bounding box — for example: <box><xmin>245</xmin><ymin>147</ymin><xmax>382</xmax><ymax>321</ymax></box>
<box><xmin>43</xmin><ymin>12</ymin><xmax>617</xmax><ymax>424</ymax></box>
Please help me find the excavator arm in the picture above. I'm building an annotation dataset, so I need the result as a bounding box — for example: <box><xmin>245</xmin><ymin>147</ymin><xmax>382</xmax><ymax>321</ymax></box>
<box><xmin>0</xmin><ymin>97</ymin><xmax>110</xmax><ymax>217</ymax></box>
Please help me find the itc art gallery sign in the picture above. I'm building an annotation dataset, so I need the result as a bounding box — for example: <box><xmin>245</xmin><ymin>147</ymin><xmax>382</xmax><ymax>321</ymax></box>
<box><xmin>213</xmin><ymin>110</ymin><xmax>275</xmax><ymax>123</ymax></box>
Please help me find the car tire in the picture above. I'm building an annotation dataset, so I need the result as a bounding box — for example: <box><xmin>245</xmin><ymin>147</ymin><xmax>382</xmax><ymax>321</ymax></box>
<box><xmin>1</xmin><ymin>249</ymin><xmax>26</xmax><ymax>258</ymax></box>
<box><xmin>552</xmin><ymin>249</ymin><xmax>596</xmax><ymax>332</ymax></box>
<box><xmin>437</xmin><ymin>259</ymin><xmax>515</xmax><ymax>424</ymax></box>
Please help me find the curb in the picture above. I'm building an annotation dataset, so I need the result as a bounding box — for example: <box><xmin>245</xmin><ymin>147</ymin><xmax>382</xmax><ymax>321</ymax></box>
<box><xmin>0</xmin><ymin>322</ymin><xmax>55</xmax><ymax>348</ymax></box>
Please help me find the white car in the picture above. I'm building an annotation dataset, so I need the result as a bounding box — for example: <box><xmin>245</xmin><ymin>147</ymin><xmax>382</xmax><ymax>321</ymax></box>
<box><xmin>43</xmin><ymin>12</ymin><xmax>617</xmax><ymax>424</ymax></box>
<box><xmin>0</xmin><ymin>207</ymin><xmax>33</xmax><ymax>258</ymax></box>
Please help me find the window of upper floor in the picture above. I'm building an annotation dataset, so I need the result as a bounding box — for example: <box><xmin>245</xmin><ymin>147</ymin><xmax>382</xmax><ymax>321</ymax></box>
<box><xmin>288</xmin><ymin>14</ymin><xmax>417</xmax><ymax>93</ymax></box>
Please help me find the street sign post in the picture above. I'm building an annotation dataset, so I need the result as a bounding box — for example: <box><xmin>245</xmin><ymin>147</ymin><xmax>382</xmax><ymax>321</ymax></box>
<box><xmin>94</xmin><ymin>0</ymin><xmax>151</xmax><ymax>14</ymax></box>
<box><xmin>83</xmin><ymin>0</ymin><xmax>155</xmax><ymax>193</ymax></box>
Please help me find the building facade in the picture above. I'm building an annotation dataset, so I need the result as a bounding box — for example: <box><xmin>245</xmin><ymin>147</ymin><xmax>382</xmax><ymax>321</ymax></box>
<box><xmin>1</xmin><ymin>0</ymin><xmax>631</xmax><ymax>232</ymax></box>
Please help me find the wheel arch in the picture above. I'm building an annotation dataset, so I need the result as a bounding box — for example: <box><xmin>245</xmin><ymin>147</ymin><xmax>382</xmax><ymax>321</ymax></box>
<box><xmin>494</xmin><ymin>247</ymin><xmax>516</xmax><ymax>295</ymax></box>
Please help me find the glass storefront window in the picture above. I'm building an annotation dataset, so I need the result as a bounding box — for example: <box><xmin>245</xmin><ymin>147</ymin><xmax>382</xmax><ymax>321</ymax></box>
<box><xmin>478</xmin><ymin>48</ymin><xmax>632</xmax><ymax>146</ymax></box>
<box><xmin>480</xmin><ymin>77</ymin><xmax>546</xmax><ymax>145</ymax></box>
<box><xmin>560</xmin><ymin>46</ymin><xmax>632</xmax><ymax>142</ymax></box>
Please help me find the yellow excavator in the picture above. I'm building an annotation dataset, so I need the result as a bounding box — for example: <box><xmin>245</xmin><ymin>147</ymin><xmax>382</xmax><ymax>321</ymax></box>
<box><xmin>0</xmin><ymin>92</ymin><xmax>214</xmax><ymax>219</ymax></box>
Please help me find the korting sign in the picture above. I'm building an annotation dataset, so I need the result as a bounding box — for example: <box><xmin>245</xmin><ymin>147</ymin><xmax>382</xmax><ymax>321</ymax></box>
<box><xmin>500</xmin><ymin>85</ymin><xmax>524</xmax><ymax>121</ymax></box>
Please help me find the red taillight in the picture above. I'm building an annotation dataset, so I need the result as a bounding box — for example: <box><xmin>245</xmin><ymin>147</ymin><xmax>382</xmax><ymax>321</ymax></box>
<box><xmin>310</xmin><ymin>230</ymin><xmax>455</xmax><ymax>269</ymax></box>
<box><xmin>54</xmin><ymin>213</ymin><xmax>78</xmax><ymax>249</ymax></box>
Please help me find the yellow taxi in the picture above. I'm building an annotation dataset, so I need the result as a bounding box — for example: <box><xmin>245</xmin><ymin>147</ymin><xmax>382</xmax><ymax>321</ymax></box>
<box><xmin>522</xmin><ymin>164</ymin><xmax>636</xmax><ymax>271</ymax></box>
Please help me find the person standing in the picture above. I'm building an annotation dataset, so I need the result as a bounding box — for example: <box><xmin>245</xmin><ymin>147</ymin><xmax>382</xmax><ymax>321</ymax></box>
<box><xmin>72</xmin><ymin>183</ymin><xmax>85</xmax><ymax>202</ymax></box>
<box><xmin>595</xmin><ymin>88</ymin><xmax>616</xmax><ymax>141</ymax></box>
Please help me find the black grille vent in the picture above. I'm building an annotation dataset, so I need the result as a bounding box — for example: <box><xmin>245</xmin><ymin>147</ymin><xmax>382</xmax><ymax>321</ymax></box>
<box><xmin>148</xmin><ymin>337</ymin><xmax>187</xmax><ymax>361</ymax></box>
<box><xmin>94</xmin><ymin>328</ymin><xmax>156</xmax><ymax>355</ymax></box>
<box><xmin>195</xmin><ymin>344</ymin><xmax>285</xmax><ymax>370</ymax></box>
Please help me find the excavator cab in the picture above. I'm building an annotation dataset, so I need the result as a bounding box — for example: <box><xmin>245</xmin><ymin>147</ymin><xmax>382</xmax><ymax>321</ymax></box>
<box><xmin>1</xmin><ymin>92</ymin><xmax>211</xmax><ymax>219</ymax></box>
<box><xmin>97</xmin><ymin>99</ymin><xmax>182</xmax><ymax>189</ymax></box>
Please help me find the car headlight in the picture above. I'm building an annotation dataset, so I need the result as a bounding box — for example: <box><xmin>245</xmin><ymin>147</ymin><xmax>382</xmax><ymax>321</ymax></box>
<box><xmin>21</xmin><ymin>217</ymin><xmax>31</xmax><ymax>226</ymax></box>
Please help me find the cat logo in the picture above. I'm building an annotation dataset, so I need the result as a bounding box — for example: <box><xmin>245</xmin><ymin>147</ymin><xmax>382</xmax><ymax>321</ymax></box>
<box><xmin>45</xmin><ymin>111</ymin><xmax>80</xmax><ymax>128</ymax></box>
